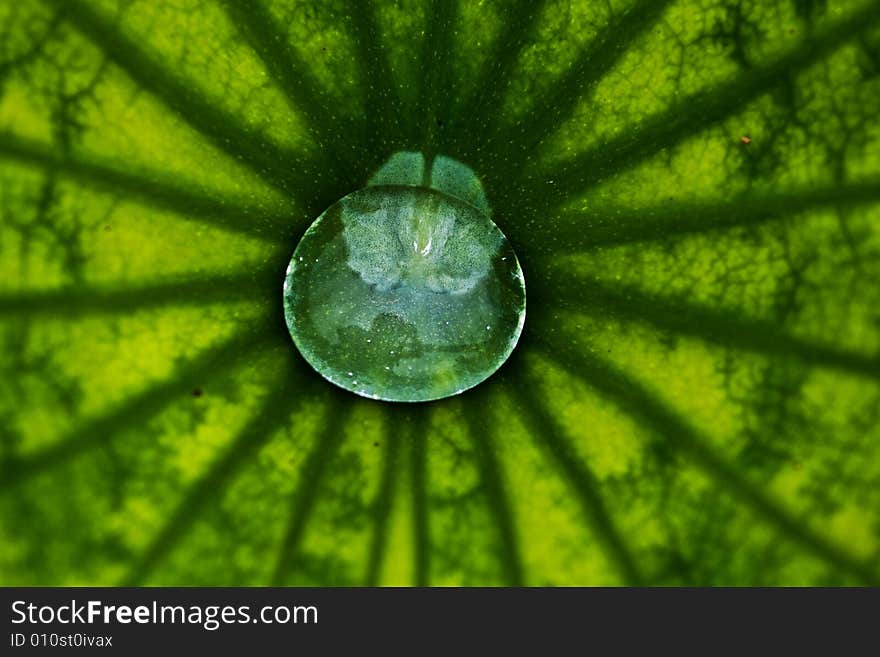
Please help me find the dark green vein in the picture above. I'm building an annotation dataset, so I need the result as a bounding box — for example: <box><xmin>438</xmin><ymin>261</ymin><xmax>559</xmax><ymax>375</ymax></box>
<box><xmin>347</xmin><ymin>1</ymin><xmax>405</xmax><ymax>159</ymax></box>
<box><xmin>503</xmin><ymin>366</ymin><xmax>643</xmax><ymax>585</ymax></box>
<box><xmin>217</xmin><ymin>0</ymin><xmax>357</xmax><ymax>185</ymax></box>
<box><xmin>364</xmin><ymin>406</ymin><xmax>400</xmax><ymax>586</ymax></box>
<box><xmin>0</xmin><ymin>132</ymin><xmax>291</xmax><ymax>241</ymax></box>
<box><xmin>451</xmin><ymin>0</ymin><xmax>548</xmax><ymax>155</ymax></box>
<box><xmin>0</xmin><ymin>269</ymin><xmax>277</xmax><ymax>317</ymax></box>
<box><xmin>44</xmin><ymin>0</ymin><xmax>316</xmax><ymax>196</ymax></box>
<box><xmin>534</xmin><ymin>272</ymin><xmax>880</xmax><ymax>381</ymax></box>
<box><xmin>535</xmin><ymin>333</ymin><xmax>880</xmax><ymax>585</ymax></box>
<box><xmin>537</xmin><ymin>2</ymin><xmax>880</xmax><ymax>209</ymax></box>
<box><xmin>415</xmin><ymin>0</ymin><xmax>458</xmax><ymax>155</ymax></box>
<box><xmin>519</xmin><ymin>179</ymin><xmax>880</xmax><ymax>255</ymax></box>
<box><xmin>409</xmin><ymin>406</ymin><xmax>430</xmax><ymax>586</ymax></box>
<box><xmin>0</xmin><ymin>322</ymin><xmax>280</xmax><ymax>491</ymax></box>
<box><xmin>121</xmin><ymin>358</ymin><xmax>308</xmax><ymax>586</ymax></box>
<box><xmin>485</xmin><ymin>0</ymin><xmax>672</xmax><ymax>177</ymax></box>
<box><xmin>462</xmin><ymin>391</ymin><xmax>525</xmax><ymax>586</ymax></box>
<box><xmin>270</xmin><ymin>400</ymin><xmax>352</xmax><ymax>585</ymax></box>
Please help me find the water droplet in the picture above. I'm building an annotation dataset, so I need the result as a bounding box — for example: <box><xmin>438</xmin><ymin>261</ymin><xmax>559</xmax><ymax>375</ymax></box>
<box><xmin>283</xmin><ymin>152</ymin><xmax>526</xmax><ymax>402</ymax></box>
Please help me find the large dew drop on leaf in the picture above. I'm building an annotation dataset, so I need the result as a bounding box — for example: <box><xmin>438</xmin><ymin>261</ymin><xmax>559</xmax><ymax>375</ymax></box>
<box><xmin>283</xmin><ymin>152</ymin><xmax>526</xmax><ymax>402</ymax></box>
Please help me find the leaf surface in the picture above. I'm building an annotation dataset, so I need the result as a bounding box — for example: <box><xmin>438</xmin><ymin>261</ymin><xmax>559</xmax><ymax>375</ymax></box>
<box><xmin>1</xmin><ymin>0</ymin><xmax>879</xmax><ymax>585</ymax></box>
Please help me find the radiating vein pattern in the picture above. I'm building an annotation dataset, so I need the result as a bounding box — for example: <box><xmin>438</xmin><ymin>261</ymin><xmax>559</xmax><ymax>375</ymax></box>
<box><xmin>42</xmin><ymin>0</ymin><xmax>317</xmax><ymax>196</ymax></box>
<box><xmin>534</xmin><ymin>333</ymin><xmax>880</xmax><ymax>585</ymax></box>
<box><xmin>0</xmin><ymin>322</ymin><xmax>282</xmax><ymax>491</ymax></box>
<box><xmin>462</xmin><ymin>393</ymin><xmax>525</xmax><ymax>586</ymax></box>
<box><xmin>1</xmin><ymin>0</ymin><xmax>879</xmax><ymax>586</ymax></box>
<box><xmin>122</xmin><ymin>355</ymin><xmax>309</xmax><ymax>586</ymax></box>
<box><xmin>271</xmin><ymin>399</ymin><xmax>353</xmax><ymax>585</ymax></box>
<box><xmin>534</xmin><ymin>272</ymin><xmax>880</xmax><ymax>380</ymax></box>
<box><xmin>504</xmin><ymin>368</ymin><xmax>644</xmax><ymax>585</ymax></box>
<box><xmin>0</xmin><ymin>133</ymin><xmax>294</xmax><ymax>240</ymax></box>
<box><xmin>531</xmin><ymin>1</ymin><xmax>880</xmax><ymax>209</ymax></box>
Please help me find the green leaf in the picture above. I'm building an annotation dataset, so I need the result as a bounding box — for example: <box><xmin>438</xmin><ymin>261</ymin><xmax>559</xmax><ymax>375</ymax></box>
<box><xmin>1</xmin><ymin>0</ymin><xmax>879</xmax><ymax>586</ymax></box>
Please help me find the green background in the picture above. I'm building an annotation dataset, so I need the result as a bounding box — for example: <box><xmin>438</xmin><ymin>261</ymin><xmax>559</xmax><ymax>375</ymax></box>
<box><xmin>1</xmin><ymin>0</ymin><xmax>879</xmax><ymax>585</ymax></box>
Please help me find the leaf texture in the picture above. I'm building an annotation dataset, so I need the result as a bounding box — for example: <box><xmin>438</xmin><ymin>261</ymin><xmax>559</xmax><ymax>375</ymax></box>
<box><xmin>1</xmin><ymin>0</ymin><xmax>879</xmax><ymax>585</ymax></box>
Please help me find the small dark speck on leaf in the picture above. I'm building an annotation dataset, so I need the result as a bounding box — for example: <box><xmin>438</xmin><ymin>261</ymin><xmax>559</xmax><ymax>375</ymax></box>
<box><xmin>740</xmin><ymin>135</ymin><xmax>752</xmax><ymax>145</ymax></box>
<box><xmin>436</xmin><ymin>118</ymin><xmax>444</xmax><ymax>128</ymax></box>
<box><xmin>373</xmin><ymin>442</ymin><xmax>380</xmax><ymax>447</ymax></box>
<box><xmin>192</xmin><ymin>388</ymin><xmax>203</xmax><ymax>398</ymax></box>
